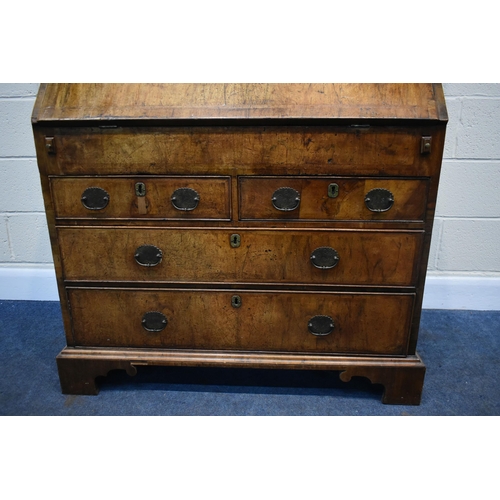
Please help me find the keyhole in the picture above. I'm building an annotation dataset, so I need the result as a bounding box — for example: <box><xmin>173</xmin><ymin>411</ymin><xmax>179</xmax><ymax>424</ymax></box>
<box><xmin>135</xmin><ymin>182</ymin><xmax>146</xmax><ymax>197</ymax></box>
<box><xmin>230</xmin><ymin>234</ymin><xmax>241</xmax><ymax>248</ymax></box>
<box><xmin>328</xmin><ymin>183</ymin><xmax>339</xmax><ymax>198</ymax></box>
<box><xmin>231</xmin><ymin>295</ymin><xmax>242</xmax><ymax>308</ymax></box>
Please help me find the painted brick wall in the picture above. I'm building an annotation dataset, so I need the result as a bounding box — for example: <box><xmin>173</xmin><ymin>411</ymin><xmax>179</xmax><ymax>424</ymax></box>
<box><xmin>0</xmin><ymin>83</ymin><xmax>499</xmax><ymax>303</ymax></box>
<box><xmin>429</xmin><ymin>84</ymin><xmax>500</xmax><ymax>276</ymax></box>
<box><xmin>0</xmin><ymin>84</ymin><xmax>52</xmax><ymax>266</ymax></box>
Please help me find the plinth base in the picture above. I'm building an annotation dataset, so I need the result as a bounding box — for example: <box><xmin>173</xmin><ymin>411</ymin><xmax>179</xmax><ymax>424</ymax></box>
<box><xmin>56</xmin><ymin>347</ymin><xmax>426</xmax><ymax>405</ymax></box>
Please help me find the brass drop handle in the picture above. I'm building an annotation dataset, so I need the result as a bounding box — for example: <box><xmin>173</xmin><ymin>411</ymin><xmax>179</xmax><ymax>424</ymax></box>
<box><xmin>134</xmin><ymin>245</ymin><xmax>163</xmax><ymax>267</ymax></box>
<box><xmin>81</xmin><ymin>187</ymin><xmax>110</xmax><ymax>210</ymax></box>
<box><xmin>141</xmin><ymin>311</ymin><xmax>168</xmax><ymax>332</ymax></box>
<box><xmin>308</xmin><ymin>315</ymin><xmax>335</xmax><ymax>336</ymax></box>
<box><xmin>271</xmin><ymin>187</ymin><xmax>300</xmax><ymax>211</ymax></box>
<box><xmin>365</xmin><ymin>188</ymin><xmax>394</xmax><ymax>212</ymax></box>
<box><xmin>171</xmin><ymin>187</ymin><xmax>200</xmax><ymax>211</ymax></box>
<box><xmin>310</xmin><ymin>247</ymin><xmax>340</xmax><ymax>269</ymax></box>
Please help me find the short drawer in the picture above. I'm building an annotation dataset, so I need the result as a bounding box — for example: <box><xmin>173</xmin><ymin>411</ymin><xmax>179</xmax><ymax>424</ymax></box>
<box><xmin>58</xmin><ymin>227</ymin><xmax>423</xmax><ymax>286</ymax></box>
<box><xmin>239</xmin><ymin>177</ymin><xmax>428</xmax><ymax>222</ymax></box>
<box><xmin>50</xmin><ymin>176</ymin><xmax>231</xmax><ymax>220</ymax></box>
<box><xmin>68</xmin><ymin>288</ymin><xmax>415</xmax><ymax>355</ymax></box>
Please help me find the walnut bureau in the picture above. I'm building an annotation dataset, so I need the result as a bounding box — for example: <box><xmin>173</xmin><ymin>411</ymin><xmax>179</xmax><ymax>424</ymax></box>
<box><xmin>32</xmin><ymin>84</ymin><xmax>447</xmax><ymax>404</ymax></box>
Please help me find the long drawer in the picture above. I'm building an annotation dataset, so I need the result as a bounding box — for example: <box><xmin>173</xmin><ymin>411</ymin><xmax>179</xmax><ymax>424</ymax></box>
<box><xmin>58</xmin><ymin>227</ymin><xmax>423</xmax><ymax>286</ymax></box>
<box><xmin>68</xmin><ymin>288</ymin><xmax>415</xmax><ymax>355</ymax></box>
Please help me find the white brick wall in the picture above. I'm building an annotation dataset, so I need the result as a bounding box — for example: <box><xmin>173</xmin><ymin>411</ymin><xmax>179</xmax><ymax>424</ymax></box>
<box><xmin>0</xmin><ymin>83</ymin><xmax>499</xmax><ymax>307</ymax></box>
<box><xmin>0</xmin><ymin>84</ymin><xmax>52</xmax><ymax>268</ymax></box>
<box><xmin>430</xmin><ymin>83</ymin><xmax>500</xmax><ymax>282</ymax></box>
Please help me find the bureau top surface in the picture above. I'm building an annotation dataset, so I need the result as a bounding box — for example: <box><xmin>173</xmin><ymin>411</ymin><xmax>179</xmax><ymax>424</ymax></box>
<box><xmin>32</xmin><ymin>83</ymin><xmax>447</xmax><ymax>123</ymax></box>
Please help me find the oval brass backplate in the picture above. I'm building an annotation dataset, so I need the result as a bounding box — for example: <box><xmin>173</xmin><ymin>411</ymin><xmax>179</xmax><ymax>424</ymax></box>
<box><xmin>365</xmin><ymin>188</ymin><xmax>394</xmax><ymax>212</ymax></box>
<box><xmin>271</xmin><ymin>187</ymin><xmax>300</xmax><ymax>211</ymax></box>
<box><xmin>141</xmin><ymin>311</ymin><xmax>168</xmax><ymax>332</ymax></box>
<box><xmin>308</xmin><ymin>315</ymin><xmax>335</xmax><ymax>336</ymax></box>
<box><xmin>310</xmin><ymin>247</ymin><xmax>340</xmax><ymax>269</ymax></box>
<box><xmin>171</xmin><ymin>187</ymin><xmax>200</xmax><ymax>211</ymax></box>
<box><xmin>81</xmin><ymin>187</ymin><xmax>110</xmax><ymax>210</ymax></box>
<box><xmin>134</xmin><ymin>245</ymin><xmax>163</xmax><ymax>267</ymax></box>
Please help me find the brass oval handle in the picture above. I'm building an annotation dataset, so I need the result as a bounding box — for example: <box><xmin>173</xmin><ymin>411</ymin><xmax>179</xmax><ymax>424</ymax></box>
<box><xmin>308</xmin><ymin>315</ymin><xmax>335</xmax><ymax>336</ymax></box>
<box><xmin>365</xmin><ymin>188</ymin><xmax>394</xmax><ymax>212</ymax></box>
<box><xmin>310</xmin><ymin>247</ymin><xmax>340</xmax><ymax>269</ymax></box>
<box><xmin>134</xmin><ymin>245</ymin><xmax>163</xmax><ymax>267</ymax></box>
<box><xmin>81</xmin><ymin>187</ymin><xmax>110</xmax><ymax>210</ymax></box>
<box><xmin>171</xmin><ymin>187</ymin><xmax>200</xmax><ymax>211</ymax></box>
<box><xmin>141</xmin><ymin>311</ymin><xmax>168</xmax><ymax>332</ymax></box>
<box><xmin>271</xmin><ymin>187</ymin><xmax>300</xmax><ymax>211</ymax></box>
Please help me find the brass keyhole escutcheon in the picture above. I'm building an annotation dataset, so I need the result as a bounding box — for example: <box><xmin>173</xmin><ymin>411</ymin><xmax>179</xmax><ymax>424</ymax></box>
<box><xmin>231</xmin><ymin>295</ymin><xmax>242</xmax><ymax>308</ymax></box>
<box><xmin>230</xmin><ymin>234</ymin><xmax>241</xmax><ymax>248</ymax></box>
<box><xmin>328</xmin><ymin>183</ymin><xmax>339</xmax><ymax>198</ymax></box>
<box><xmin>135</xmin><ymin>182</ymin><xmax>146</xmax><ymax>197</ymax></box>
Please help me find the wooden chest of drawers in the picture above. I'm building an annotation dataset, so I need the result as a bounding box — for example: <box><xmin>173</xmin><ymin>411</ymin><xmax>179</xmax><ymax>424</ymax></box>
<box><xmin>32</xmin><ymin>84</ymin><xmax>447</xmax><ymax>405</ymax></box>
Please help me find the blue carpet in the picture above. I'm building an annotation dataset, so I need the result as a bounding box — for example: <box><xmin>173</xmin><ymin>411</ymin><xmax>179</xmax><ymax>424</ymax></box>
<box><xmin>0</xmin><ymin>300</ymin><xmax>499</xmax><ymax>415</ymax></box>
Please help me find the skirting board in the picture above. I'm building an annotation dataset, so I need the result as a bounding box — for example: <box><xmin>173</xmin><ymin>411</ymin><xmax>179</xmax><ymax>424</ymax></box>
<box><xmin>0</xmin><ymin>266</ymin><xmax>499</xmax><ymax>311</ymax></box>
<box><xmin>422</xmin><ymin>275</ymin><xmax>500</xmax><ymax>311</ymax></box>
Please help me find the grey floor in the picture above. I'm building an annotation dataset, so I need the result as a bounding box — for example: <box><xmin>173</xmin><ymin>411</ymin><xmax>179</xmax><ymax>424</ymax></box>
<box><xmin>0</xmin><ymin>300</ymin><xmax>499</xmax><ymax>415</ymax></box>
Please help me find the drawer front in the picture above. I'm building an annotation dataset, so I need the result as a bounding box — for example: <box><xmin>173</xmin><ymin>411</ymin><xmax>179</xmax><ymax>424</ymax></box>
<box><xmin>239</xmin><ymin>177</ymin><xmax>428</xmax><ymax>222</ymax></box>
<box><xmin>42</xmin><ymin>126</ymin><xmax>436</xmax><ymax>176</ymax></box>
<box><xmin>58</xmin><ymin>227</ymin><xmax>422</xmax><ymax>286</ymax></box>
<box><xmin>51</xmin><ymin>176</ymin><xmax>231</xmax><ymax>220</ymax></box>
<box><xmin>68</xmin><ymin>288</ymin><xmax>415</xmax><ymax>355</ymax></box>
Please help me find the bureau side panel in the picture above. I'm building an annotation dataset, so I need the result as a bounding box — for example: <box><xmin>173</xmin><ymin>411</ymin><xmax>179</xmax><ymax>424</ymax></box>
<box><xmin>32</xmin><ymin>128</ymin><xmax>75</xmax><ymax>345</ymax></box>
<box><xmin>407</xmin><ymin>125</ymin><xmax>447</xmax><ymax>353</ymax></box>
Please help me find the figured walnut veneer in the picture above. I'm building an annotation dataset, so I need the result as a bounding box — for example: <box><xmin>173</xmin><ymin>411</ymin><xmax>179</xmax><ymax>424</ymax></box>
<box><xmin>33</xmin><ymin>83</ymin><xmax>447</xmax><ymax>404</ymax></box>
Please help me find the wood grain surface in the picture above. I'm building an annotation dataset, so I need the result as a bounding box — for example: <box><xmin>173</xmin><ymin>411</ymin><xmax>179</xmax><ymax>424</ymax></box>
<box><xmin>51</xmin><ymin>176</ymin><xmax>231</xmax><ymax>220</ymax></box>
<box><xmin>239</xmin><ymin>176</ymin><xmax>428</xmax><ymax>221</ymax></box>
<box><xmin>32</xmin><ymin>83</ymin><xmax>447</xmax><ymax>403</ymax></box>
<box><xmin>38</xmin><ymin>125</ymin><xmax>445</xmax><ymax>177</ymax></box>
<box><xmin>67</xmin><ymin>287</ymin><xmax>415</xmax><ymax>355</ymax></box>
<box><xmin>33</xmin><ymin>83</ymin><xmax>446</xmax><ymax>122</ymax></box>
<box><xmin>57</xmin><ymin>227</ymin><xmax>422</xmax><ymax>286</ymax></box>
